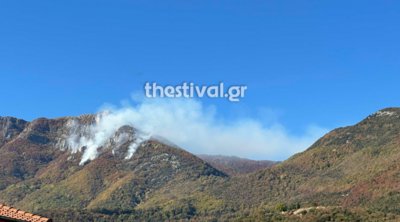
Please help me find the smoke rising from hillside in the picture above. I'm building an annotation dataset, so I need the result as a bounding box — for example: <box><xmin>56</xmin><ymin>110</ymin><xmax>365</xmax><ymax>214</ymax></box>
<box><xmin>66</xmin><ymin>98</ymin><xmax>327</xmax><ymax>162</ymax></box>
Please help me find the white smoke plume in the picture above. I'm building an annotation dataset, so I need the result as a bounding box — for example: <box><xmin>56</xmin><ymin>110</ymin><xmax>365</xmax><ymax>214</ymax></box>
<box><xmin>65</xmin><ymin>112</ymin><xmax>151</xmax><ymax>165</ymax></box>
<box><xmin>65</xmin><ymin>98</ymin><xmax>328</xmax><ymax>163</ymax></box>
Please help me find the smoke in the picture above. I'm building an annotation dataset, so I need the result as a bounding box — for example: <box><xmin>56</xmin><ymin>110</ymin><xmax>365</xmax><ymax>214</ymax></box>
<box><xmin>65</xmin><ymin>112</ymin><xmax>151</xmax><ymax>165</ymax></box>
<box><xmin>65</xmin><ymin>98</ymin><xmax>328</xmax><ymax>162</ymax></box>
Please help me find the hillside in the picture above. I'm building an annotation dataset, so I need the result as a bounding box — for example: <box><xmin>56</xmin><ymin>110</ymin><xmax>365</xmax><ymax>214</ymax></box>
<box><xmin>209</xmin><ymin>108</ymin><xmax>400</xmax><ymax>220</ymax></box>
<box><xmin>0</xmin><ymin>115</ymin><xmax>227</xmax><ymax>221</ymax></box>
<box><xmin>1</xmin><ymin>108</ymin><xmax>400</xmax><ymax>221</ymax></box>
<box><xmin>129</xmin><ymin>107</ymin><xmax>400</xmax><ymax>221</ymax></box>
<box><xmin>198</xmin><ymin>154</ymin><xmax>276</xmax><ymax>175</ymax></box>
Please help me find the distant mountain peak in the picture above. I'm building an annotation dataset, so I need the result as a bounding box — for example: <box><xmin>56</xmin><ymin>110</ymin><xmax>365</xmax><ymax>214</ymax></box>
<box><xmin>198</xmin><ymin>154</ymin><xmax>277</xmax><ymax>175</ymax></box>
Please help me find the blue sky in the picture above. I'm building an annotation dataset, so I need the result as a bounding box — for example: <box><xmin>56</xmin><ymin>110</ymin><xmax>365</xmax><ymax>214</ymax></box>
<box><xmin>0</xmin><ymin>1</ymin><xmax>399</xmax><ymax>159</ymax></box>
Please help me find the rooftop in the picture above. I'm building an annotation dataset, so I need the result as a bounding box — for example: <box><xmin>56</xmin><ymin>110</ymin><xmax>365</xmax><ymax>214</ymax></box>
<box><xmin>0</xmin><ymin>204</ymin><xmax>52</xmax><ymax>222</ymax></box>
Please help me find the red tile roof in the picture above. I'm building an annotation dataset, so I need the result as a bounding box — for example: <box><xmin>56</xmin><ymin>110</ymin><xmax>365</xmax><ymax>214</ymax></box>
<box><xmin>0</xmin><ymin>204</ymin><xmax>52</xmax><ymax>222</ymax></box>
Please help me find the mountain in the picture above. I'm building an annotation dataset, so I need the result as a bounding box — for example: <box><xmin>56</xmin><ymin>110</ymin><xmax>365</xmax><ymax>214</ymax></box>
<box><xmin>1</xmin><ymin>108</ymin><xmax>400</xmax><ymax>221</ymax></box>
<box><xmin>208</xmin><ymin>108</ymin><xmax>400</xmax><ymax>220</ymax></box>
<box><xmin>121</xmin><ymin>107</ymin><xmax>400</xmax><ymax>221</ymax></box>
<box><xmin>0</xmin><ymin>115</ymin><xmax>226</xmax><ymax>221</ymax></box>
<box><xmin>198</xmin><ymin>154</ymin><xmax>277</xmax><ymax>175</ymax></box>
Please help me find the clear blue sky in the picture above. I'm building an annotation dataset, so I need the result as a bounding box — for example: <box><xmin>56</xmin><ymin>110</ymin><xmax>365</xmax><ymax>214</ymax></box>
<box><xmin>1</xmin><ymin>1</ymin><xmax>399</xmax><ymax>134</ymax></box>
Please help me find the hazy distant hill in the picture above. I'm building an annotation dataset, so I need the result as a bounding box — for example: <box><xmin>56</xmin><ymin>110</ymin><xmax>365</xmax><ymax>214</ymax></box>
<box><xmin>198</xmin><ymin>154</ymin><xmax>276</xmax><ymax>175</ymax></box>
<box><xmin>1</xmin><ymin>108</ymin><xmax>400</xmax><ymax>221</ymax></box>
